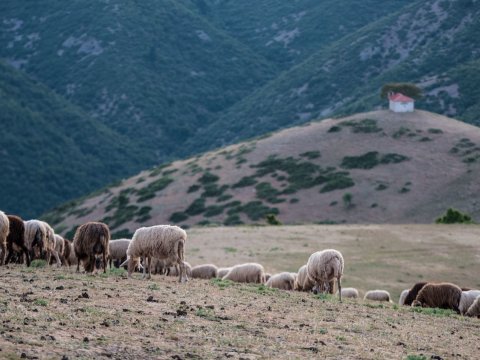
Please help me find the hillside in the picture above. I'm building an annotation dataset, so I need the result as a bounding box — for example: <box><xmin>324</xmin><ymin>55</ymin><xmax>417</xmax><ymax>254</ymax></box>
<box><xmin>188</xmin><ymin>0</ymin><xmax>480</xmax><ymax>153</ymax></box>
<box><xmin>1</xmin><ymin>224</ymin><xmax>479</xmax><ymax>359</ymax></box>
<box><xmin>2</xmin><ymin>0</ymin><xmax>480</xmax><ymax>217</ymax></box>
<box><xmin>0</xmin><ymin>61</ymin><xmax>149</xmax><ymax>218</ymax></box>
<box><xmin>43</xmin><ymin>110</ymin><xmax>480</xmax><ymax>238</ymax></box>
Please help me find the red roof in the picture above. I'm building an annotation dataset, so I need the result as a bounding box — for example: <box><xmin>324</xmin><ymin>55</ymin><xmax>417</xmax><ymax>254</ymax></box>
<box><xmin>388</xmin><ymin>92</ymin><xmax>414</xmax><ymax>102</ymax></box>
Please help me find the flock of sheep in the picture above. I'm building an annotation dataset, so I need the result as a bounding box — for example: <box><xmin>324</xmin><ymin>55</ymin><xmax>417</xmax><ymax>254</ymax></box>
<box><xmin>1</xmin><ymin>210</ymin><xmax>479</xmax><ymax>318</ymax></box>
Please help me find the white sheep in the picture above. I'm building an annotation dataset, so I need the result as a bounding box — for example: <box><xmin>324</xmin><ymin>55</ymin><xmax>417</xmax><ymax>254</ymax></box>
<box><xmin>0</xmin><ymin>211</ymin><xmax>9</xmax><ymax>265</ymax></box>
<box><xmin>340</xmin><ymin>287</ymin><xmax>359</xmax><ymax>299</ymax></box>
<box><xmin>466</xmin><ymin>295</ymin><xmax>480</xmax><ymax>317</ymax></box>
<box><xmin>459</xmin><ymin>290</ymin><xmax>480</xmax><ymax>315</ymax></box>
<box><xmin>191</xmin><ymin>264</ymin><xmax>218</xmax><ymax>279</ymax></box>
<box><xmin>306</xmin><ymin>249</ymin><xmax>344</xmax><ymax>301</ymax></box>
<box><xmin>364</xmin><ymin>290</ymin><xmax>392</xmax><ymax>302</ymax></box>
<box><xmin>266</xmin><ymin>272</ymin><xmax>295</xmax><ymax>290</ymax></box>
<box><xmin>217</xmin><ymin>267</ymin><xmax>231</xmax><ymax>278</ymax></box>
<box><xmin>53</xmin><ymin>234</ymin><xmax>65</xmax><ymax>265</ymax></box>
<box><xmin>399</xmin><ymin>289</ymin><xmax>409</xmax><ymax>305</ymax></box>
<box><xmin>40</xmin><ymin>221</ymin><xmax>61</xmax><ymax>266</ymax></box>
<box><xmin>294</xmin><ymin>265</ymin><xmax>315</xmax><ymax>292</ymax></box>
<box><xmin>222</xmin><ymin>263</ymin><xmax>266</xmax><ymax>283</ymax></box>
<box><xmin>167</xmin><ymin>261</ymin><xmax>192</xmax><ymax>277</ymax></box>
<box><xmin>108</xmin><ymin>239</ymin><xmax>131</xmax><ymax>268</ymax></box>
<box><xmin>121</xmin><ymin>225</ymin><xmax>188</xmax><ymax>282</ymax></box>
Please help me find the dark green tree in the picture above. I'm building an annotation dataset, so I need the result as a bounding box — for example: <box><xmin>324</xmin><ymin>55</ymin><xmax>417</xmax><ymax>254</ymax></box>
<box><xmin>381</xmin><ymin>83</ymin><xmax>423</xmax><ymax>99</ymax></box>
<box><xmin>435</xmin><ymin>208</ymin><xmax>474</xmax><ymax>224</ymax></box>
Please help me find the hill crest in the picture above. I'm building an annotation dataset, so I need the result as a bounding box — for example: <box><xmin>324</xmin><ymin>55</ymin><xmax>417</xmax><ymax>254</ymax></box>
<box><xmin>43</xmin><ymin>110</ymin><xmax>480</xmax><ymax>238</ymax></box>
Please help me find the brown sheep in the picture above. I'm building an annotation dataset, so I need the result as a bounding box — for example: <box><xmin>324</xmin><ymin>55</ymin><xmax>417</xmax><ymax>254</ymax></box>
<box><xmin>403</xmin><ymin>282</ymin><xmax>428</xmax><ymax>306</ymax></box>
<box><xmin>412</xmin><ymin>283</ymin><xmax>462</xmax><ymax>312</ymax></box>
<box><xmin>63</xmin><ymin>239</ymin><xmax>73</xmax><ymax>266</ymax></box>
<box><xmin>5</xmin><ymin>215</ymin><xmax>30</xmax><ymax>266</ymax></box>
<box><xmin>73</xmin><ymin>222</ymin><xmax>110</xmax><ymax>273</ymax></box>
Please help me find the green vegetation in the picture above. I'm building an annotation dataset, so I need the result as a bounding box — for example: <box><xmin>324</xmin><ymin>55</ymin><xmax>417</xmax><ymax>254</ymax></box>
<box><xmin>232</xmin><ymin>176</ymin><xmax>257</xmax><ymax>188</ymax></box>
<box><xmin>30</xmin><ymin>260</ymin><xmax>47</xmax><ymax>268</ymax></box>
<box><xmin>341</xmin><ymin>152</ymin><xmax>409</xmax><ymax>169</ymax></box>
<box><xmin>136</xmin><ymin>176</ymin><xmax>174</xmax><ymax>202</ymax></box>
<box><xmin>211</xmin><ymin>278</ymin><xmax>234</xmax><ymax>290</ymax></box>
<box><xmin>340</xmin><ymin>119</ymin><xmax>382</xmax><ymax>134</ymax></box>
<box><xmin>34</xmin><ymin>299</ymin><xmax>48</xmax><ymax>307</ymax></box>
<box><xmin>380</xmin><ymin>83</ymin><xmax>423</xmax><ymax>99</ymax></box>
<box><xmin>343</xmin><ymin>193</ymin><xmax>353</xmax><ymax>209</ymax></box>
<box><xmin>299</xmin><ymin>151</ymin><xmax>321</xmax><ymax>159</ymax></box>
<box><xmin>266</xmin><ymin>214</ymin><xmax>282</xmax><ymax>225</ymax></box>
<box><xmin>406</xmin><ymin>356</ymin><xmax>427</xmax><ymax>360</ymax></box>
<box><xmin>435</xmin><ymin>208</ymin><xmax>474</xmax><ymax>224</ymax></box>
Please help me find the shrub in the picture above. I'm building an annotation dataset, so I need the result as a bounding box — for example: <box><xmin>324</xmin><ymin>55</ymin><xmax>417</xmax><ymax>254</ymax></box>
<box><xmin>137</xmin><ymin>176</ymin><xmax>174</xmax><ymax>202</ymax></box>
<box><xmin>170</xmin><ymin>212</ymin><xmax>189</xmax><ymax>223</ymax></box>
<box><xmin>187</xmin><ymin>184</ymin><xmax>201</xmax><ymax>193</ymax></box>
<box><xmin>341</xmin><ymin>152</ymin><xmax>379</xmax><ymax>169</ymax></box>
<box><xmin>343</xmin><ymin>193</ymin><xmax>353</xmax><ymax>209</ymax></box>
<box><xmin>232</xmin><ymin>176</ymin><xmax>257</xmax><ymax>188</ymax></box>
<box><xmin>341</xmin><ymin>119</ymin><xmax>382</xmax><ymax>133</ymax></box>
<box><xmin>242</xmin><ymin>201</ymin><xmax>279</xmax><ymax>221</ymax></box>
<box><xmin>266</xmin><ymin>214</ymin><xmax>282</xmax><ymax>225</ymax></box>
<box><xmin>204</xmin><ymin>205</ymin><xmax>224</xmax><ymax>217</ymax></box>
<box><xmin>223</xmin><ymin>214</ymin><xmax>243</xmax><ymax>226</ymax></box>
<box><xmin>217</xmin><ymin>194</ymin><xmax>233</xmax><ymax>202</ymax></box>
<box><xmin>328</xmin><ymin>125</ymin><xmax>342</xmax><ymax>133</ymax></box>
<box><xmin>185</xmin><ymin>198</ymin><xmax>206</xmax><ymax>216</ymax></box>
<box><xmin>435</xmin><ymin>208</ymin><xmax>474</xmax><ymax>224</ymax></box>
<box><xmin>299</xmin><ymin>151</ymin><xmax>321</xmax><ymax>159</ymax></box>
<box><xmin>201</xmin><ymin>184</ymin><xmax>229</xmax><ymax>198</ymax></box>
<box><xmin>198</xmin><ymin>172</ymin><xmax>219</xmax><ymax>184</ymax></box>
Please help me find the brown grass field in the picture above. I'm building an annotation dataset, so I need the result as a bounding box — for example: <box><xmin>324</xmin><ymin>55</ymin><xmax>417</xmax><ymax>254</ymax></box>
<box><xmin>0</xmin><ymin>224</ymin><xmax>479</xmax><ymax>359</ymax></box>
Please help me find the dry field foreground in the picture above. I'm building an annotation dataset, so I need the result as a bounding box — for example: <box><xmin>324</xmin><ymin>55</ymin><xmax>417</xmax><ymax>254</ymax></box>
<box><xmin>0</xmin><ymin>224</ymin><xmax>479</xmax><ymax>359</ymax></box>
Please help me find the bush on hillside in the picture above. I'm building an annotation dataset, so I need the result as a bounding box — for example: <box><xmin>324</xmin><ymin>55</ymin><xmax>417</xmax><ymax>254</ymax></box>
<box><xmin>435</xmin><ymin>208</ymin><xmax>474</xmax><ymax>224</ymax></box>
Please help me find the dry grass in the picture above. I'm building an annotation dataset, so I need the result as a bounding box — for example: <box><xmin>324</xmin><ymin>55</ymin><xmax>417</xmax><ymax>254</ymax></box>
<box><xmin>1</xmin><ymin>224</ymin><xmax>479</xmax><ymax>359</ymax></box>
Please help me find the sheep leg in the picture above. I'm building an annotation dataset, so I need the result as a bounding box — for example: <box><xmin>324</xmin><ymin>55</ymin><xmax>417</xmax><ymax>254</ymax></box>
<box><xmin>22</xmin><ymin>245</ymin><xmax>31</xmax><ymax>267</ymax></box>
<box><xmin>142</xmin><ymin>257</ymin><xmax>147</xmax><ymax>279</ymax></box>
<box><xmin>147</xmin><ymin>257</ymin><xmax>151</xmax><ymax>280</ymax></box>
<box><xmin>76</xmin><ymin>257</ymin><xmax>81</xmax><ymax>273</ymax></box>
<box><xmin>4</xmin><ymin>243</ymin><xmax>14</xmax><ymax>265</ymax></box>
<box><xmin>338</xmin><ymin>277</ymin><xmax>342</xmax><ymax>302</ymax></box>
<box><xmin>103</xmin><ymin>250</ymin><xmax>107</xmax><ymax>274</ymax></box>
<box><xmin>52</xmin><ymin>250</ymin><xmax>61</xmax><ymax>267</ymax></box>
<box><xmin>0</xmin><ymin>243</ymin><xmax>6</xmax><ymax>265</ymax></box>
<box><xmin>178</xmin><ymin>261</ymin><xmax>187</xmax><ymax>283</ymax></box>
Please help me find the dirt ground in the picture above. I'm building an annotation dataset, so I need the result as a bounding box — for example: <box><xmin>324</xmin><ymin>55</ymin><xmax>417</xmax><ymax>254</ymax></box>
<box><xmin>0</xmin><ymin>224</ymin><xmax>479</xmax><ymax>359</ymax></box>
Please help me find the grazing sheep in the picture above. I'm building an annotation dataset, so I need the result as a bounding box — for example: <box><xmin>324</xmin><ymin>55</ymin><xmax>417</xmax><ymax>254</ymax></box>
<box><xmin>0</xmin><ymin>211</ymin><xmax>9</xmax><ymax>265</ymax></box>
<box><xmin>51</xmin><ymin>234</ymin><xmax>66</xmax><ymax>265</ymax></box>
<box><xmin>121</xmin><ymin>225</ymin><xmax>187</xmax><ymax>282</ymax></box>
<box><xmin>108</xmin><ymin>239</ymin><xmax>131</xmax><ymax>268</ymax></box>
<box><xmin>38</xmin><ymin>221</ymin><xmax>61</xmax><ymax>266</ymax></box>
<box><xmin>4</xmin><ymin>215</ymin><xmax>30</xmax><ymax>266</ymax></box>
<box><xmin>412</xmin><ymin>283</ymin><xmax>462</xmax><ymax>312</ymax></box>
<box><xmin>217</xmin><ymin>267</ymin><xmax>231</xmax><ymax>278</ymax></box>
<box><xmin>466</xmin><ymin>296</ymin><xmax>480</xmax><ymax>318</ymax></box>
<box><xmin>191</xmin><ymin>264</ymin><xmax>218</xmax><ymax>279</ymax></box>
<box><xmin>73</xmin><ymin>222</ymin><xmax>110</xmax><ymax>273</ymax></box>
<box><xmin>399</xmin><ymin>289</ymin><xmax>409</xmax><ymax>305</ymax></box>
<box><xmin>167</xmin><ymin>261</ymin><xmax>192</xmax><ymax>277</ymax></box>
<box><xmin>458</xmin><ymin>290</ymin><xmax>480</xmax><ymax>315</ymax></box>
<box><xmin>364</xmin><ymin>290</ymin><xmax>392</xmax><ymax>302</ymax></box>
<box><xmin>294</xmin><ymin>265</ymin><xmax>315</xmax><ymax>292</ymax></box>
<box><xmin>340</xmin><ymin>287</ymin><xmax>359</xmax><ymax>299</ymax></box>
<box><xmin>266</xmin><ymin>272</ymin><xmax>295</xmax><ymax>290</ymax></box>
<box><xmin>24</xmin><ymin>220</ymin><xmax>47</xmax><ymax>260</ymax></box>
<box><xmin>306</xmin><ymin>249</ymin><xmax>344</xmax><ymax>301</ymax></box>
<box><xmin>403</xmin><ymin>282</ymin><xmax>428</xmax><ymax>306</ymax></box>
<box><xmin>63</xmin><ymin>239</ymin><xmax>73</xmax><ymax>266</ymax></box>
<box><xmin>222</xmin><ymin>263</ymin><xmax>266</xmax><ymax>284</ymax></box>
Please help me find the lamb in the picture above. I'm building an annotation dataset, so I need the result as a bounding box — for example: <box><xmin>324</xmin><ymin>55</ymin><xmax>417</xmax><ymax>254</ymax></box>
<box><xmin>266</xmin><ymin>272</ymin><xmax>295</xmax><ymax>290</ymax></box>
<box><xmin>66</xmin><ymin>240</ymin><xmax>77</xmax><ymax>267</ymax></box>
<box><xmin>73</xmin><ymin>222</ymin><xmax>110</xmax><ymax>273</ymax></box>
<box><xmin>411</xmin><ymin>283</ymin><xmax>462</xmax><ymax>312</ymax></box>
<box><xmin>403</xmin><ymin>282</ymin><xmax>428</xmax><ymax>306</ymax></box>
<box><xmin>364</xmin><ymin>290</ymin><xmax>392</xmax><ymax>302</ymax></box>
<box><xmin>167</xmin><ymin>261</ymin><xmax>192</xmax><ymax>277</ymax></box>
<box><xmin>52</xmin><ymin>234</ymin><xmax>66</xmax><ymax>265</ymax></box>
<box><xmin>399</xmin><ymin>289</ymin><xmax>409</xmax><ymax>305</ymax></box>
<box><xmin>294</xmin><ymin>265</ymin><xmax>315</xmax><ymax>292</ymax></box>
<box><xmin>340</xmin><ymin>287</ymin><xmax>359</xmax><ymax>299</ymax></box>
<box><xmin>4</xmin><ymin>215</ymin><xmax>30</xmax><ymax>266</ymax></box>
<box><xmin>217</xmin><ymin>267</ymin><xmax>231</xmax><ymax>278</ymax></box>
<box><xmin>458</xmin><ymin>290</ymin><xmax>480</xmax><ymax>315</ymax></box>
<box><xmin>465</xmin><ymin>295</ymin><xmax>480</xmax><ymax>318</ymax></box>
<box><xmin>306</xmin><ymin>249</ymin><xmax>344</xmax><ymax>301</ymax></box>
<box><xmin>121</xmin><ymin>225</ymin><xmax>187</xmax><ymax>282</ymax></box>
<box><xmin>222</xmin><ymin>263</ymin><xmax>266</xmax><ymax>284</ymax></box>
<box><xmin>191</xmin><ymin>264</ymin><xmax>218</xmax><ymax>279</ymax></box>
<box><xmin>0</xmin><ymin>211</ymin><xmax>9</xmax><ymax>265</ymax></box>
